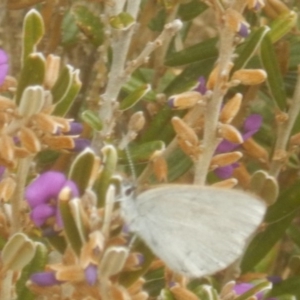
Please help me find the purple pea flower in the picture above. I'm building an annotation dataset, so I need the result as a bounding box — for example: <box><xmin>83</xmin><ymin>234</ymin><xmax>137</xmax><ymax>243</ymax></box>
<box><xmin>195</xmin><ymin>76</ymin><xmax>207</xmax><ymax>95</ymax></box>
<box><xmin>214</xmin><ymin>114</ymin><xmax>262</xmax><ymax>179</ymax></box>
<box><xmin>84</xmin><ymin>264</ymin><xmax>98</xmax><ymax>286</ymax></box>
<box><xmin>30</xmin><ymin>271</ymin><xmax>62</xmax><ymax>286</ymax></box>
<box><xmin>0</xmin><ymin>49</ymin><xmax>8</xmax><ymax>86</ymax></box>
<box><xmin>234</xmin><ymin>283</ymin><xmax>276</xmax><ymax>300</ymax></box>
<box><xmin>25</xmin><ymin>171</ymin><xmax>79</xmax><ymax>229</ymax></box>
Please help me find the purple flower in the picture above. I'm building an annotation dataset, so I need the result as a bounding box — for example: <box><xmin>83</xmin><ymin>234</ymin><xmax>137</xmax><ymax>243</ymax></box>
<box><xmin>25</xmin><ymin>171</ymin><xmax>79</xmax><ymax>228</ymax></box>
<box><xmin>0</xmin><ymin>49</ymin><xmax>8</xmax><ymax>86</ymax></box>
<box><xmin>195</xmin><ymin>76</ymin><xmax>207</xmax><ymax>95</ymax></box>
<box><xmin>30</xmin><ymin>272</ymin><xmax>62</xmax><ymax>286</ymax></box>
<box><xmin>73</xmin><ymin>138</ymin><xmax>91</xmax><ymax>152</ymax></box>
<box><xmin>67</xmin><ymin>122</ymin><xmax>83</xmax><ymax>135</ymax></box>
<box><xmin>234</xmin><ymin>283</ymin><xmax>276</xmax><ymax>300</ymax></box>
<box><xmin>214</xmin><ymin>114</ymin><xmax>262</xmax><ymax>179</ymax></box>
<box><xmin>84</xmin><ymin>264</ymin><xmax>98</xmax><ymax>286</ymax></box>
<box><xmin>238</xmin><ymin>22</ymin><xmax>250</xmax><ymax>38</ymax></box>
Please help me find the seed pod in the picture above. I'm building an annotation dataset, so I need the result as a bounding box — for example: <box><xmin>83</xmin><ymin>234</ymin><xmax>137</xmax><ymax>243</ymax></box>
<box><xmin>231</xmin><ymin>69</ymin><xmax>267</xmax><ymax>85</ymax></box>
<box><xmin>220</xmin><ymin>93</ymin><xmax>242</xmax><ymax>124</ymax></box>
<box><xmin>218</xmin><ymin>123</ymin><xmax>243</xmax><ymax>144</ymax></box>
<box><xmin>168</xmin><ymin>91</ymin><xmax>202</xmax><ymax>110</ymax></box>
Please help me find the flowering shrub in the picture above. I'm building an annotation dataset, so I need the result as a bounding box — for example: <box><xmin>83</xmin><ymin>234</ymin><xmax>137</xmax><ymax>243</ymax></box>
<box><xmin>0</xmin><ymin>1</ymin><xmax>299</xmax><ymax>299</ymax></box>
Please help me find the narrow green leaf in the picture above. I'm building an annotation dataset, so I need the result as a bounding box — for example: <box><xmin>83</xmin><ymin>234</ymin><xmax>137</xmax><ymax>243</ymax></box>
<box><xmin>94</xmin><ymin>145</ymin><xmax>118</xmax><ymax>207</ymax></box>
<box><xmin>268</xmin><ymin>277</ymin><xmax>300</xmax><ymax>298</ymax></box>
<box><xmin>165</xmin><ymin>38</ymin><xmax>218</xmax><ymax>67</ymax></box>
<box><xmin>16</xmin><ymin>243</ymin><xmax>47</xmax><ymax>300</ymax></box>
<box><xmin>2</xmin><ymin>233</ymin><xmax>36</xmax><ymax>271</ymax></box>
<box><xmin>241</xmin><ymin>180</ymin><xmax>300</xmax><ymax>272</ymax></box>
<box><xmin>22</xmin><ymin>9</ymin><xmax>45</xmax><ymax>64</ymax></box>
<box><xmin>120</xmin><ymin>141</ymin><xmax>165</xmax><ymax>163</ymax></box>
<box><xmin>61</xmin><ymin>10</ymin><xmax>79</xmax><ymax>46</ymax></box>
<box><xmin>59</xmin><ymin>196</ymin><xmax>82</xmax><ymax>256</ymax></box>
<box><xmin>259</xmin><ymin>33</ymin><xmax>287</xmax><ymax>111</ymax></box>
<box><xmin>81</xmin><ymin>110</ymin><xmax>103</xmax><ymax>131</ymax></box>
<box><xmin>178</xmin><ymin>0</ymin><xmax>208</xmax><ymax>21</ymax></box>
<box><xmin>269</xmin><ymin>11</ymin><xmax>297</xmax><ymax>43</ymax></box>
<box><xmin>69</xmin><ymin>148</ymin><xmax>96</xmax><ymax>195</ymax></box>
<box><xmin>119</xmin><ymin>84</ymin><xmax>151</xmax><ymax>111</ymax></box>
<box><xmin>18</xmin><ymin>85</ymin><xmax>45</xmax><ymax>118</ymax></box>
<box><xmin>51</xmin><ymin>65</ymin><xmax>73</xmax><ymax>104</ymax></box>
<box><xmin>16</xmin><ymin>53</ymin><xmax>45</xmax><ymax>105</ymax></box>
<box><xmin>233</xmin><ymin>26</ymin><xmax>270</xmax><ymax>71</ymax></box>
<box><xmin>53</xmin><ymin>70</ymin><xmax>82</xmax><ymax>116</ymax></box>
<box><xmin>72</xmin><ymin>5</ymin><xmax>104</xmax><ymax>46</ymax></box>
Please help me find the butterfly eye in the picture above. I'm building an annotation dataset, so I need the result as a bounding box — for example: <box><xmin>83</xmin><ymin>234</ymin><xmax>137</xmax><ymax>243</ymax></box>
<box><xmin>124</xmin><ymin>186</ymin><xmax>135</xmax><ymax>197</ymax></box>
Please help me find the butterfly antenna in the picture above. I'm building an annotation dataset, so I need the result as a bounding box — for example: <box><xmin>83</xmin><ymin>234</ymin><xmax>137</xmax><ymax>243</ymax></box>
<box><xmin>124</xmin><ymin>143</ymin><xmax>137</xmax><ymax>183</ymax></box>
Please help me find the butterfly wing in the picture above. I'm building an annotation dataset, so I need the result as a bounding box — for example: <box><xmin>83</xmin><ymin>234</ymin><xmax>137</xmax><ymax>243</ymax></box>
<box><xmin>133</xmin><ymin>185</ymin><xmax>266</xmax><ymax>277</ymax></box>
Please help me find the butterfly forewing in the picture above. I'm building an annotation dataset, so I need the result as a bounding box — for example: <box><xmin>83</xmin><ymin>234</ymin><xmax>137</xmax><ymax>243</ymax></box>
<box><xmin>123</xmin><ymin>185</ymin><xmax>266</xmax><ymax>277</ymax></box>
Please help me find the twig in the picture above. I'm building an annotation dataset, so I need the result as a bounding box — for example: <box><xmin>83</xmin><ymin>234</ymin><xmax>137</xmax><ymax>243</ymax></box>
<box><xmin>10</xmin><ymin>156</ymin><xmax>32</xmax><ymax>233</ymax></box>
<box><xmin>269</xmin><ymin>65</ymin><xmax>300</xmax><ymax>177</ymax></box>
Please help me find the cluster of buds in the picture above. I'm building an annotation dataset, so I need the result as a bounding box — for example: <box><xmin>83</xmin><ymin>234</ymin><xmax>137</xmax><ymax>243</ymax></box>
<box><xmin>0</xmin><ymin>51</ymin><xmax>88</xmax><ymax>170</ymax></box>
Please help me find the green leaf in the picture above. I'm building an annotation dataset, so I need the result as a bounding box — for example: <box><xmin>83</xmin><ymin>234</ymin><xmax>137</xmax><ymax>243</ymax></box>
<box><xmin>233</xmin><ymin>26</ymin><xmax>270</xmax><ymax>71</ymax></box>
<box><xmin>269</xmin><ymin>11</ymin><xmax>298</xmax><ymax>43</ymax></box>
<box><xmin>81</xmin><ymin>110</ymin><xmax>103</xmax><ymax>131</ymax></box>
<box><xmin>16</xmin><ymin>243</ymin><xmax>47</xmax><ymax>300</ymax></box>
<box><xmin>165</xmin><ymin>38</ymin><xmax>218</xmax><ymax>67</ymax></box>
<box><xmin>94</xmin><ymin>145</ymin><xmax>118</xmax><ymax>207</ymax></box>
<box><xmin>18</xmin><ymin>86</ymin><xmax>45</xmax><ymax>118</ymax></box>
<box><xmin>69</xmin><ymin>148</ymin><xmax>96</xmax><ymax>195</ymax></box>
<box><xmin>51</xmin><ymin>65</ymin><xmax>73</xmax><ymax>104</ymax></box>
<box><xmin>241</xmin><ymin>180</ymin><xmax>300</xmax><ymax>272</ymax></box>
<box><xmin>110</xmin><ymin>12</ymin><xmax>135</xmax><ymax>30</ymax></box>
<box><xmin>53</xmin><ymin>70</ymin><xmax>82</xmax><ymax>116</ymax></box>
<box><xmin>16</xmin><ymin>53</ymin><xmax>46</xmax><ymax>105</ymax></box>
<box><xmin>72</xmin><ymin>5</ymin><xmax>104</xmax><ymax>46</ymax></box>
<box><xmin>59</xmin><ymin>195</ymin><xmax>83</xmax><ymax>256</ymax></box>
<box><xmin>259</xmin><ymin>33</ymin><xmax>287</xmax><ymax>111</ymax></box>
<box><xmin>178</xmin><ymin>0</ymin><xmax>208</xmax><ymax>21</ymax></box>
<box><xmin>119</xmin><ymin>84</ymin><xmax>151</xmax><ymax>111</ymax></box>
<box><xmin>2</xmin><ymin>233</ymin><xmax>36</xmax><ymax>271</ymax></box>
<box><xmin>61</xmin><ymin>10</ymin><xmax>79</xmax><ymax>46</ymax></box>
<box><xmin>268</xmin><ymin>277</ymin><xmax>300</xmax><ymax>298</ymax></box>
<box><xmin>22</xmin><ymin>9</ymin><xmax>44</xmax><ymax>64</ymax></box>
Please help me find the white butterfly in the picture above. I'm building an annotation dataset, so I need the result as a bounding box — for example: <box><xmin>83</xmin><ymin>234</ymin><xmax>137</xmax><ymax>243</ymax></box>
<box><xmin>121</xmin><ymin>185</ymin><xmax>266</xmax><ymax>277</ymax></box>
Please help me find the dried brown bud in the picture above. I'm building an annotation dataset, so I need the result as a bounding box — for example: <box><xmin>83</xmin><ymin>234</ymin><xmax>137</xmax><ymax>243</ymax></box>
<box><xmin>151</xmin><ymin>150</ymin><xmax>168</xmax><ymax>182</ymax></box>
<box><xmin>212</xmin><ymin>178</ymin><xmax>238</xmax><ymax>189</ymax></box>
<box><xmin>211</xmin><ymin>151</ymin><xmax>243</xmax><ymax>169</ymax></box>
<box><xmin>233</xmin><ymin>163</ymin><xmax>251</xmax><ymax>188</ymax></box>
<box><xmin>220</xmin><ymin>93</ymin><xmax>242</xmax><ymax>124</ymax></box>
<box><xmin>44</xmin><ymin>54</ymin><xmax>61</xmax><ymax>89</ymax></box>
<box><xmin>0</xmin><ymin>177</ymin><xmax>16</xmax><ymax>202</ymax></box>
<box><xmin>218</xmin><ymin>123</ymin><xmax>243</xmax><ymax>144</ymax></box>
<box><xmin>168</xmin><ymin>91</ymin><xmax>202</xmax><ymax>110</ymax></box>
<box><xmin>207</xmin><ymin>62</ymin><xmax>234</xmax><ymax>90</ymax></box>
<box><xmin>242</xmin><ymin>138</ymin><xmax>269</xmax><ymax>163</ymax></box>
<box><xmin>170</xmin><ymin>284</ymin><xmax>199</xmax><ymax>300</ymax></box>
<box><xmin>224</xmin><ymin>8</ymin><xmax>249</xmax><ymax>36</ymax></box>
<box><xmin>42</xmin><ymin>135</ymin><xmax>74</xmax><ymax>150</ymax></box>
<box><xmin>19</xmin><ymin>127</ymin><xmax>41</xmax><ymax>153</ymax></box>
<box><xmin>172</xmin><ymin>117</ymin><xmax>198</xmax><ymax>146</ymax></box>
<box><xmin>32</xmin><ymin>113</ymin><xmax>60</xmax><ymax>134</ymax></box>
<box><xmin>128</xmin><ymin>111</ymin><xmax>145</xmax><ymax>132</ymax></box>
<box><xmin>0</xmin><ymin>96</ymin><xmax>16</xmax><ymax>111</ymax></box>
<box><xmin>231</xmin><ymin>69</ymin><xmax>267</xmax><ymax>85</ymax></box>
<box><xmin>0</xmin><ymin>135</ymin><xmax>15</xmax><ymax>163</ymax></box>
